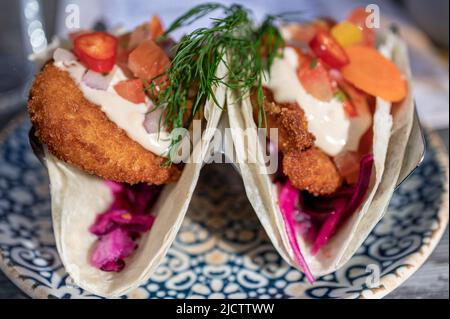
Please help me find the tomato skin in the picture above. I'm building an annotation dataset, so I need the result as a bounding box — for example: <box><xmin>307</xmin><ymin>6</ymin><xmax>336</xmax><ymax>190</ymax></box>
<box><xmin>74</xmin><ymin>32</ymin><xmax>118</xmax><ymax>73</ymax></box>
<box><xmin>128</xmin><ymin>16</ymin><xmax>165</xmax><ymax>51</ymax></box>
<box><xmin>114</xmin><ymin>79</ymin><xmax>146</xmax><ymax>104</ymax></box>
<box><xmin>309</xmin><ymin>30</ymin><xmax>349</xmax><ymax>69</ymax></box>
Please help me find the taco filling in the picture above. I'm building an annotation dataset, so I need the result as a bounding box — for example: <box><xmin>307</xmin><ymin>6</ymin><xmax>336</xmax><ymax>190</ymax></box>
<box><xmin>28</xmin><ymin>16</ymin><xmax>202</xmax><ymax>272</ymax></box>
<box><xmin>251</xmin><ymin>8</ymin><xmax>407</xmax><ymax>262</ymax></box>
<box><xmin>89</xmin><ymin>181</ymin><xmax>162</xmax><ymax>272</ymax></box>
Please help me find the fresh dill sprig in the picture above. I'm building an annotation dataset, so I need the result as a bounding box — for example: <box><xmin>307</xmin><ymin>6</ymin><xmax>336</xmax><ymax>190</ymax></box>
<box><xmin>160</xmin><ymin>3</ymin><xmax>226</xmax><ymax>39</ymax></box>
<box><xmin>148</xmin><ymin>3</ymin><xmax>285</xmax><ymax>162</ymax></box>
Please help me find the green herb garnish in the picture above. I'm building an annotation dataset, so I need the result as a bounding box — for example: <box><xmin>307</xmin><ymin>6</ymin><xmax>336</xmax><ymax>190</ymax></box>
<box><xmin>148</xmin><ymin>3</ymin><xmax>285</xmax><ymax>163</ymax></box>
<box><xmin>334</xmin><ymin>90</ymin><xmax>348</xmax><ymax>102</ymax></box>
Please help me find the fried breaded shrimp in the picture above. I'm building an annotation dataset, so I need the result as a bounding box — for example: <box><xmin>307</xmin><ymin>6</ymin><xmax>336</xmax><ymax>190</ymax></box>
<box><xmin>251</xmin><ymin>87</ymin><xmax>315</xmax><ymax>153</ymax></box>
<box><xmin>28</xmin><ymin>64</ymin><xmax>181</xmax><ymax>185</ymax></box>
<box><xmin>283</xmin><ymin>147</ymin><xmax>342</xmax><ymax>196</ymax></box>
<box><xmin>251</xmin><ymin>87</ymin><xmax>342</xmax><ymax>195</ymax></box>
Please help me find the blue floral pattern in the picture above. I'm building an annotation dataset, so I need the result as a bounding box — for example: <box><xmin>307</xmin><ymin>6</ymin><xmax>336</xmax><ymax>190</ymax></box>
<box><xmin>0</xmin><ymin>118</ymin><xmax>448</xmax><ymax>299</ymax></box>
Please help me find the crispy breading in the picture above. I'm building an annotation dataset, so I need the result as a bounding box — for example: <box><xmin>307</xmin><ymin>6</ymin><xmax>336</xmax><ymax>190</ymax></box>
<box><xmin>251</xmin><ymin>87</ymin><xmax>315</xmax><ymax>153</ymax></box>
<box><xmin>283</xmin><ymin>148</ymin><xmax>342</xmax><ymax>196</ymax></box>
<box><xmin>251</xmin><ymin>87</ymin><xmax>342</xmax><ymax>196</ymax></box>
<box><xmin>28</xmin><ymin>64</ymin><xmax>181</xmax><ymax>185</ymax></box>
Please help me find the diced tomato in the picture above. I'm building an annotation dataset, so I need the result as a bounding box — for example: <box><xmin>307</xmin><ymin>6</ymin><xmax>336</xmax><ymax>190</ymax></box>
<box><xmin>347</xmin><ymin>7</ymin><xmax>376</xmax><ymax>47</ymax></box>
<box><xmin>128</xmin><ymin>23</ymin><xmax>151</xmax><ymax>50</ymax></box>
<box><xmin>117</xmin><ymin>34</ymin><xmax>130</xmax><ymax>62</ymax></box>
<box><xmin>150</xmin><ymin>16</ymin><xmax>164</xmax><ymax>39</ymax></box>
<box><xmin>128</xmin><ymin>16</ymin><xmax>165</xmax><ymax>50</ymax></box>
<box><xmin>343</xmin><ymin>84</ymin><xmax>368</xmax><ymax>117</ymax></box>
<box><xmin>309</xmin><ymin>30</ymin><xmax>349</xmax><ymax>69</ymax></box>
<box><xmin>115</xmin><ymin>33</ymin><xmax>134</xmax><ymax>78</ymax></box>
<box><xmin>114</xmin><ymin>79</ymin><xmax>146</xmax><ymax>104</ymax></box>
<box><xmin>330</xmin><ymin>70</ymin><xmax>373</xmax><ymax>118</ymax></box>
<box><xmin>333</xmin><ymin>151</ymin><xmax>361</xmax><ymax>185</ymax></box>
<box><xmin>333</xmin><ymin>86</ymin><xmax>358</xmax><ymax>117</ymax></box>
<box><xmin>116</xmin><ymin>52</ymin><xmax>134</xmax><ymax>78</ymax></box>
<box><xmin>128</xmin><ymin>40</ymin><xmax>170</xmax><ymax>88</ymax></box>
<box><xmin>158</xmin><ymin>37</ymin><xmax>178</xmax><ymax>59</ymax></box>
<box><xmin>73</xmin><ymin>32</ymin><xmax>118</xmax><ymax>73</ymax></box>
<box><xmin>116</xmin><ymin>49</ymin><xmax>130</xmax><ymax>66</ymax></box>
<box><xmin>297</xmin><ymin>57</ymin><xmax>335</xmax><ymax>102</ymax></box>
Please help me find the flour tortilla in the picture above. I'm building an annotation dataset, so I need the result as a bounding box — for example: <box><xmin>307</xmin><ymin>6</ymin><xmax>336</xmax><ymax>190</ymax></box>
<box><xmin>42</xmin><ymin>63</ymin><xmax>226</xmax><ymax>297</ymax></box>
<box><xmin>228</xmin><ymin>33</ymin><xmax>414</xmax><ymax>276</ymax></box>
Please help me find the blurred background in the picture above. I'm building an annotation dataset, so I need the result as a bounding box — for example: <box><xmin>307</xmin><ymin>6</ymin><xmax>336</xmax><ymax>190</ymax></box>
<box><xmin>0</xmin><ymin>0</ymin><xmax>449</xmax><ymax>140</ymax></box>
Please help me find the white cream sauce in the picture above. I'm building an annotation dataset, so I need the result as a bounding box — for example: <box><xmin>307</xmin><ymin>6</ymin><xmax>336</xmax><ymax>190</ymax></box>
<box><xmin>54</xmin><ymin>59</ymin><xmax>171</xmax><ymax>157</ymax></box>
<box><xmin>263</xmin><ymin>47</ymin><xmax>350</xmax><ymax>156</ymax></box>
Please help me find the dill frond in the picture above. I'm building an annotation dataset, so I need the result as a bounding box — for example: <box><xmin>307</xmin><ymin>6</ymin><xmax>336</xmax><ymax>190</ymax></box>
<box><xmin>148</xmin><ymin>3</ymin><xmax>285</xmax><ymax>162</ymax></box>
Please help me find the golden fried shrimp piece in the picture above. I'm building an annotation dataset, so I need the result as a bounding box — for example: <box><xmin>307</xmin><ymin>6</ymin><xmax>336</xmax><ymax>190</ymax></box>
<box><xmin>28</xmin><ymin>64</ymin><xmax>181</xmax><ymax>185</ymax></box>
<box><xmin>251</xmin><ymin>87</ymin><xmax>315</xmax><ymax>153</ymax></box>
<box><xmin>251</xmin><ymin>87</ymin><xmax>342</xmax><ymax>196</ymax></box>
<box><xmin>283</xmin><ymin>147</ymin><xmax>342</xmax><ymax>196</ymax></box>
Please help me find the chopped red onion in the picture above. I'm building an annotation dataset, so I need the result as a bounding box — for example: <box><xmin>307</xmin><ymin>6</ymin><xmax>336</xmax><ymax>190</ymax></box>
<box><xmin>144</xmin><ymin>106</ymin><xmax>165</xmax><ymax>134</ymax></box>
<box><xmin>82</xmin><ymin>69</ymin><xmax>114</xmax><ymax>90</ymax></box>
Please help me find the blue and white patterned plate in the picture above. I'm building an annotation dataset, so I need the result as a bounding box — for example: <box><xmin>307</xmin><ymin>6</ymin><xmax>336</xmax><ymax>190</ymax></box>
<box><xmin>0</xmin><ymin>115</ymin><xmax>448</xmax><ymax>299</ymax></box>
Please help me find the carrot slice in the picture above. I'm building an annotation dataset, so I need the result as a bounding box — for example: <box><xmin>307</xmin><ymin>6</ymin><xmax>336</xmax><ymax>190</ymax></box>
<box><xmin>342</xmin><ymin>45</ymin><xmax>407</xmax><ymax>102</ymax></box>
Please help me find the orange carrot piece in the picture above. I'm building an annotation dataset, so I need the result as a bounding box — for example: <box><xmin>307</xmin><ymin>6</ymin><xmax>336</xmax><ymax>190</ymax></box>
<box><xmin>342</xmin><ymin>45</ymin><xmax>407</xmax><ymax>102</ymax></box>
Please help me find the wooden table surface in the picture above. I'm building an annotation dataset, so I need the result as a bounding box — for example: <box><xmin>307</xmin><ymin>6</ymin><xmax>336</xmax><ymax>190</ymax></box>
<box><xmin>0</xmin><ymin>110</ymin><xmax>448</xmax><ymax>298</ymax></box>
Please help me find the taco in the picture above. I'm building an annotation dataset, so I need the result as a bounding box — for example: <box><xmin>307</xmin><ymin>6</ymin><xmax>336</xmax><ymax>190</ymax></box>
<box><xmin>28</xmin><ymin>15</ymin><xmax>225</xmax><ymax>297</ymax></box>
<box><xmin>227</xmin><ymin>8</ymin><xmax>414</xmax><ymax>281</ymax></box>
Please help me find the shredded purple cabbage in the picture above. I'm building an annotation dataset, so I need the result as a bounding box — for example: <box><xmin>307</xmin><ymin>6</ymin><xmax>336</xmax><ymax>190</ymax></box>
<box><xmin>89</xmin><ymin>181</ymin><xmax>161</xmax><ymax>272</ymax></box>
<box><xmin>278</xmin><ymin>154</ymin><xmax>374</xmax><ymax>274</ymax></box>
<box><xmin>310</xmin><ymin>154</ymin><xmax>374</xmax><ymax>255</ymax></box>
<box><xmin>279</xmin><ymin>181</ymin><xmax>315</xmax><ymax>284</ymax></box>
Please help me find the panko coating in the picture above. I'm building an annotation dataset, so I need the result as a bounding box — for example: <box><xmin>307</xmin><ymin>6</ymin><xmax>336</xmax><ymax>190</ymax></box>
<box><xmin>28</xmin><ymin>63</ymin><xmax>181</xmax><ymax>185</ymax></box>
<box><xmin>250</xmin><ymin>87</ymin><xmax>342</xmax><ymax>196</ymax></box>
<box><xmin>251</xmin><ymin>87</ymin><xmax>315</xmax><ymax>153</ymax></box>
<box><xmin>283</xmin><ymin>148</ymin><xmax>342</xmax><ymax>196</ymax></box>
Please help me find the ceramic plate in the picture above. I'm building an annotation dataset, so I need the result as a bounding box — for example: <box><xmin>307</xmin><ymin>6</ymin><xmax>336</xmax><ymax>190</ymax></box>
<box><xmin>0</xmin><ymin>115</ymin><xmax>448</xmax><ymax>299</ymax></box>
